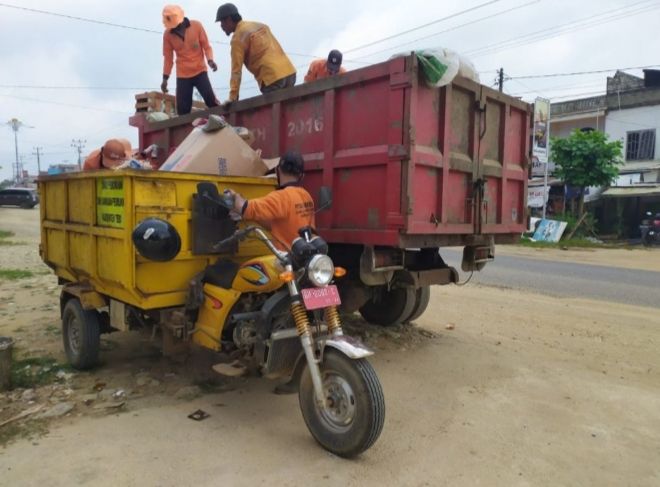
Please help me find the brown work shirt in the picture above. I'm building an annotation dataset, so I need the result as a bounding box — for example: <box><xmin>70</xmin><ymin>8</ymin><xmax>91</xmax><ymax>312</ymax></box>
<box><xmin>163</xmin><ymin>19</ymin><xmax>214</xmax><ymax>79</ymax></box>
<box><xmin>243</xmin><ymin>185</ymin><xmax>315</xmax><ymax>250</ymax></box>
<box><xmin>229</xmin><ymin>20</ymin><xmax>296</xmax><ymax>101</ymax></box>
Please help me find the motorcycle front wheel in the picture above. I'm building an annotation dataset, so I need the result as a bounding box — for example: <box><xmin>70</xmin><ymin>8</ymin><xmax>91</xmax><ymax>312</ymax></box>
<box><xmin>299</xmin><ymin>349</ymin><xmax>385</xmax><ymax>457</ymax></box>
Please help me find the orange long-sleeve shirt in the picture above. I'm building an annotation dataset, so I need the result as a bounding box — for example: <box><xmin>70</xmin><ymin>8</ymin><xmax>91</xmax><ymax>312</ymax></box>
<box><xmin>243</xmin><ymin>185</ymin><xmax>315</xmax><ymax>249</ymax></box>
<box><xmin>163</xmin><ymin>19</ymin><xmax>214</xmax><ymax>79</ymax></box>
<box><xmin>304</xmin><ymin>58</ymin><xmax>346</xmax><ymax>82</ymax></box>
<box><xmin>229</xmin><ymin>20</ymin><xmax>296</xmax><ymax>101</ymax></box>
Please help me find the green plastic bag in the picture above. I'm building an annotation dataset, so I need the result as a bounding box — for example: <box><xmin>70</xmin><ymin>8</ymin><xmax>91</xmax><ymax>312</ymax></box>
<box><xmin>416</xmin><ymin>51</ymin><xmax>451</xmax><ymax>86</ymax></box>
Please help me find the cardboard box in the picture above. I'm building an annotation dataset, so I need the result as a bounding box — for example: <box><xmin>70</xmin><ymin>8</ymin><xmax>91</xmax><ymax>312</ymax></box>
<box><xmin>160</xmin><ymin>126</ymin><xmax>268</xmax><ymax>177</ymax></box>
<box><xmin>234</xmin><ymin>127</ymin><xmax>256</xmax><ymax>147</ymax></box>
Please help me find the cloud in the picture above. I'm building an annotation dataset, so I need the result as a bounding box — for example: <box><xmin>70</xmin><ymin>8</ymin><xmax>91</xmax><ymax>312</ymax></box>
<box><xmin>2</xmin><ymin>0</ymin><xmax>659</xmax><ymax>180</ymax></box>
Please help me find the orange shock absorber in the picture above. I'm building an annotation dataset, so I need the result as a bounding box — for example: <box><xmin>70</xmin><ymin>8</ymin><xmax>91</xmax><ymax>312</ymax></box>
<box><xmin>291</xmin><ymin>302</ymin><xmax>311</xmax><ymax>336</ymax></box>
<box><xmin>324</xmin><ymin>306</ymin><xmax>343</xmax><ymax>336</ymax></box>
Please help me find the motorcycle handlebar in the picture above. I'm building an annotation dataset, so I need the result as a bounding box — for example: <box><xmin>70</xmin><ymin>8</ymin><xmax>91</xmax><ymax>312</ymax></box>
<box><xmin>213</xmin><ymin>226</ymin><xmax>255</xmax><ymax>251</ymax></box>
<box><xmin>213</xmin><ymin>227</ymin><xmax>287</xmax><ymax>262</ymax></box>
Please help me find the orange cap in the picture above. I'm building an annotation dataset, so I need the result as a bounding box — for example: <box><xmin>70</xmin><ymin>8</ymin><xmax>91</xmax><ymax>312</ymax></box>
<box><xmin>101</xmin><ymin>139</ymin><xmax>132</xmax><ymax>168</ymax></box>
<box><xmin>162</xmin><ymin>5</ymin><xmax>184</xmax><ymax>29</ymax></box>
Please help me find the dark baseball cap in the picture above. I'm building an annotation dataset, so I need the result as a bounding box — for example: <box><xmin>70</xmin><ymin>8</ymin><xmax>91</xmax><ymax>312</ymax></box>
<box><xmin>327</xmin><ymin>49</ymin><xmax>343</xmax><ymax>74</ymax></box>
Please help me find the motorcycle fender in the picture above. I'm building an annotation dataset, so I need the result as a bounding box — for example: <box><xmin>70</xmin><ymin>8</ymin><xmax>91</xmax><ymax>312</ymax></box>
<box><xmin>281</xmin><ymin>336</ymin><xmax>375</xmax><ymax>384</ymax></box>
<box><xmin>322</xmin><ymin>335</ymin><xmax>374</xmax><ymax>360</ymax></box>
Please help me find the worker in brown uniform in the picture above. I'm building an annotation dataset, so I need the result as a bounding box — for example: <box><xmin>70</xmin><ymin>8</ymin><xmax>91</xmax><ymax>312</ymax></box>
<box><xmin>215</xmin><ymin>3</ymin><xmax>297</xmax><ymax>105</ymax></box>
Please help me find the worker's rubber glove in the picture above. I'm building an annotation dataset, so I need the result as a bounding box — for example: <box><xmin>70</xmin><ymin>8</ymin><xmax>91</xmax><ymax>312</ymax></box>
<box><xmin>208</xmin><ymin>60</ymin><xmax>218</xmax><ymax>72</ymax></box>
<box><xmin>224</xmin><ymin>189</ymin><xmax>245</xmax><ymax>221</ymax></box>
<box><xmin>160</xmin><ymin>79</ymin><xmax>168</xmax><ymax>93</ymax></box>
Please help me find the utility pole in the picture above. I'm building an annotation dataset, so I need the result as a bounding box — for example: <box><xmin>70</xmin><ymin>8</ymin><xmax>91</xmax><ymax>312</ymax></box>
<box><xmin>71</xmin><ymin>139</ymin><xmax>86</xmax><ymax>170</ymax></box>
<box><xmin>497</xmin><ymin>68</ymin><xmax>504</xmax><ymax>92</ymax></box>
<box><xmin>6</xmin><ymin>118</ymin><xmax>32</xmax><ymax>183</ymax></box>
<box><xmin>32</xmin><ymin>146</ymin><xmax>43</xmax><ymax>175</ymax></box>
<box><xmin>17</xmin><ymin>155</ymin><xmax>27</xmax><ymax>184</ymax></box>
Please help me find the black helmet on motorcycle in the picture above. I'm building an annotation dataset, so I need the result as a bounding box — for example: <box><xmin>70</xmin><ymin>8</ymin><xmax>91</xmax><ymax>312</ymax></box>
<box><xmin>278</xmin><ymin>151</ymin><xmax>304</xmax><ymax>177</ymax></box>
<box><xmin>131</xmin><ymin>218</ymin><xmax>181</xmax><ymax>262</ymax></box>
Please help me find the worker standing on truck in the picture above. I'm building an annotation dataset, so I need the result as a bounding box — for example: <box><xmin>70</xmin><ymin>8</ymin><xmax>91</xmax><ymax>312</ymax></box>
<box><xmin>215</xmin><ymin>3</ymin><xmax>297</xmax><ymax>104</ymax></box>
<box><xmin>161</xmin><ymin>5</ymin><xmax>219</xmax><ymax>115</ymax></box>
<box><xmin>304</xmin><ymin>50</ymin><xmax>346</xmax><ymax>82</ymax></box>
<box><xmin>226</xmin><ymin>151</ymin><xmax>314</xmax><ymax>250</ymax></box>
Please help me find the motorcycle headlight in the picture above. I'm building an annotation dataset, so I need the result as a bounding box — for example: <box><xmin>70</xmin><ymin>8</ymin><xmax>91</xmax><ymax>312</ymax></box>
<box><xmin>307</xmin><ymin>254</ymin><xmax>334</xmax><ymax>287</ymax></box>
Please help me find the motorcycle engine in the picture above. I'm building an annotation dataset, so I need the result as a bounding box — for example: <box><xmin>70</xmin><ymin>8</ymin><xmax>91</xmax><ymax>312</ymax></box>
<box><xmin>233</xmin><ymin>321</ymin><xmax>257</xmax><ymax>350</ymax></box>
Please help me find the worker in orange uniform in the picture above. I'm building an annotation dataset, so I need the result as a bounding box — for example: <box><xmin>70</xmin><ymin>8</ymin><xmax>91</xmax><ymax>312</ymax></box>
<box><xmin>161</xmin><ymin>5</ymin><xmax>219</xmax><ymax>115</ymax></box>
<box><xmin>304</xmin><ymin>50</ymin><xmax>346</xmax><ymax>82</ymax></box>
<box><xmin>227</xmin><ymin>151</ymin><xmax>315</xmax><ymax>250</ymax></box>
<box><xmin>82</xmin><ymin>139</ymin><xmax>133</xmax><ymax>171</ymax></box>
<box><xmin>215</xmin><ymin>3</ymin><xmax>296</xmax><ymax>104</ymax></box>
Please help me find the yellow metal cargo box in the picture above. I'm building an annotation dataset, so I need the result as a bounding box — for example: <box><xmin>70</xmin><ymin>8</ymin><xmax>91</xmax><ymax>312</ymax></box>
<box><xmin>39</xmin><ymin>170</ymin><xmax>276</xmax><ymax>310</ymax></box>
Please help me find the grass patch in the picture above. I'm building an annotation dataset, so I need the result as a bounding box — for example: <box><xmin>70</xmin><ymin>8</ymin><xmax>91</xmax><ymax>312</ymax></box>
<box><xmin>0</xmin><ymin>269</ymin><xmax>34</xmax><ymax>281</ymax></box>
<box><xmin>0</xmin><ymin>240</ymin><xmax>23</xmax><ymax>247</ymax></box>
<box><xmin>0</xmin><ymin>418</ymin><xmax>49</xmax><ymax>448</ymax></box>
<box><xmin>0</xmin><ymin>230</ymin><xmax>23</xmax><ymax>247</ymax></box>
<box><xmin>10</xmin><ymin>356</ymin><xmax>71</xmax><ymax>389</ymax></box>
<box><xmin>44</xmin><ymin>325</ymin><xmax>61</xmax><ymax>336</ymax></box>
<box><xmin>517</xmin><ymin>237</ymin><xmax>630</xmax><ymax>249</ymax></box>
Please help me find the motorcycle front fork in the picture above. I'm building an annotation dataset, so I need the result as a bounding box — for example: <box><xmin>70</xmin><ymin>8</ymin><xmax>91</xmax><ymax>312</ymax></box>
<box><xmin>291</xmin><ymin>301</ymin><xmax>344</xmax><ymax>407</ymax></box>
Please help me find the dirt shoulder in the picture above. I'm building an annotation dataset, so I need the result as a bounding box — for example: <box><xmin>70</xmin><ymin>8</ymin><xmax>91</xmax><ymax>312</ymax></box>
<box><xmin>496</xmin><ymin>243</ymin><xmax>660</xmax><ymax>272</ymax></box>
<box><xmin>1</xmin><ymin>207</ymin><xmax>659</xmax><ymax>486</ymax></box>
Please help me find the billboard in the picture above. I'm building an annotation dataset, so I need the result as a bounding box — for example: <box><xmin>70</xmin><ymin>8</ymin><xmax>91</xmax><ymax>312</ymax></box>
<box><xmin>528</xmin><ymin>185</ymin><xmax>550</xmax><ymax>208</ymax></box>
<box><xmin>533</xmin><ymin>98</ymin><xmax>551</xmax><ymax>164</ymax></box>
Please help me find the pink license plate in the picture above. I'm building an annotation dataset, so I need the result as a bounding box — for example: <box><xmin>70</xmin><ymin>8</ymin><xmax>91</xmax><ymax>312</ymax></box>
<box><xmin>301</xmin><ymin>285</ymin><xmax>341</xmax><ymax>311</ymax></box>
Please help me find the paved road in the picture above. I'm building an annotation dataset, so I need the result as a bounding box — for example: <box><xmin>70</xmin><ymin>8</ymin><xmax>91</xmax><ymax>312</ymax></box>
<box><xmin>441</xmin><ymin>248</ymin><xmax>660</xmax><ymax>309</ymax></box>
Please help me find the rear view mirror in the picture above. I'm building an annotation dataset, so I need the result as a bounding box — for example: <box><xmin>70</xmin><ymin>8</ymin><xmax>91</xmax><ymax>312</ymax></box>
<box><xmin>318</xmin><ymin>186</ymin><xmax>332</xmax><ymax>213</ymax></box>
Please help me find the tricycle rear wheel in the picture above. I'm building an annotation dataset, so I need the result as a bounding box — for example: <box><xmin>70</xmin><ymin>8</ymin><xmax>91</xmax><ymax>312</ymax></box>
<box><xmin>62</xmin><ymin>298</ymin><xmax>101</xmax><ymax>370</ymax></box>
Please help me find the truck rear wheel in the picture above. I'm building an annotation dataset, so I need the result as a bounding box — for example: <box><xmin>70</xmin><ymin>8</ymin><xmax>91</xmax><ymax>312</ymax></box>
<box><xmin>359</xmin><ymin>286</ymin><xmax>416</xmax><ymax>327</ymax></box>
<box><xmin>405</xmin><ymin>286</ymin><xmax>431</xmax><ymax>323</ymax></box>
<box><xmin>62</xmin><ymin>298</ymin><xmax>101</xmax><ymax>370</ymax></box>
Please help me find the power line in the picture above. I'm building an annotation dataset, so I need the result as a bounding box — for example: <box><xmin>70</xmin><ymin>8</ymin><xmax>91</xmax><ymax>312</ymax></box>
<box><xmin>465</xmin><ymin>0</ymin><xmax>660</xmax><ymax>58</ymax></box>
<box><xmin>0</xmin><ymin>93</ymin><xmax>129</xmax><ymax>114</ymax></box>
<box><xmin>0</xmin><ymin>85</ymin><xmax>150</xmax><ymax>90</ymax></box>
<box><xmin>549</xmin><ymin>90</ymin><xmax>605</xmax><ymax>100</ymax></box>
<box><xmin>467</xmin><ymin>0</ymin><xmax>659</xmax><ymax>57</ymax></box>
<box><xmin>0</xmin><ymin>3</ymin><xmax>228</xmax><ymax>41</ymax></box>
<box><xmin>509</xmin><ymin>81</ymin><xmax>604</xmax><ymax>96</ymax></box>
<box><xmin>0</xmin><ymin>2</ymin><xmax>354</xmax><ymax>62</ymax></box>
<box><xmin>508</xmin><ymin>65</ymin><xmax>660</xmax><ymax>80</ymax></box>
<box><xmin>344</xmin><ymin>0</ymin><xmax>506</xmax><ymax>54</ymax></box>
<box><xmin>350</xmin><ymin>0</ymin><xmax>540</xmax><ymax>62</ymax></box>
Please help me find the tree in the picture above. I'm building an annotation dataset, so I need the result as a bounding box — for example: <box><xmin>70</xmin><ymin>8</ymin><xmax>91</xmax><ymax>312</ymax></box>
<box><xmin>550</xmin><ymin>129</ymin><xmax>623</xmax><ymax>217</ymax></box>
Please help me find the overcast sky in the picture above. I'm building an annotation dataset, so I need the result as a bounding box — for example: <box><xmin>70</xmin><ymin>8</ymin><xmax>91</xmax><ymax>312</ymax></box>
<box><xmin>1</xmin><ymin>0</ymin><xmax>659</xmax><ymax>181</ymax></box>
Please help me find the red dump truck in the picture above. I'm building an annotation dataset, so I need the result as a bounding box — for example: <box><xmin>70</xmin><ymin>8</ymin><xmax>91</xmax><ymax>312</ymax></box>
<box><xmin>130</xmin><ymin>54</ymin><xmax>531</xmax><ymax>326</ymax></box>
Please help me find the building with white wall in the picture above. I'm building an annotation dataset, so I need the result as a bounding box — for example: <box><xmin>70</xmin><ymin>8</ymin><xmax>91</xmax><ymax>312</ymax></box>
<box><xmin>544</xmin><ymin>69</ymin><xmax>660</xmax><ymax>238</ymax></box>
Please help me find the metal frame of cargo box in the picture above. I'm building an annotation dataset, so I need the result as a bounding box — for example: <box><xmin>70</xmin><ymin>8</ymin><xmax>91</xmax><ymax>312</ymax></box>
<box><xmin>130</xmin><ymin>54</ymin><xmax>531</xmax><ymax>250</ymax></box>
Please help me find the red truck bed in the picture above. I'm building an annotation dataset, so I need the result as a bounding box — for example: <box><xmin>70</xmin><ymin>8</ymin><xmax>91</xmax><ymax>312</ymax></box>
<box><xmin>130</xmin><ymin>54</ymin><xmax>531</xmax><ymax>249</ymax></box>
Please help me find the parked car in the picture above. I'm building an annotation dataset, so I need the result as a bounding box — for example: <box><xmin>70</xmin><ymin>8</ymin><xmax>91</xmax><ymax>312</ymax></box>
<box><xmin>0</xmin><ymin>188</ymin><xmax>39</xmax><ymax>208</ymax></box>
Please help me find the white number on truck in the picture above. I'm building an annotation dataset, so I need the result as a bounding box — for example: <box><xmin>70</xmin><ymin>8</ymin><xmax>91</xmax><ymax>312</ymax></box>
<box><xmin>287</xmin><ymin>117</ymin><xmax>324</xmax><ymax>137</ymax></box>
